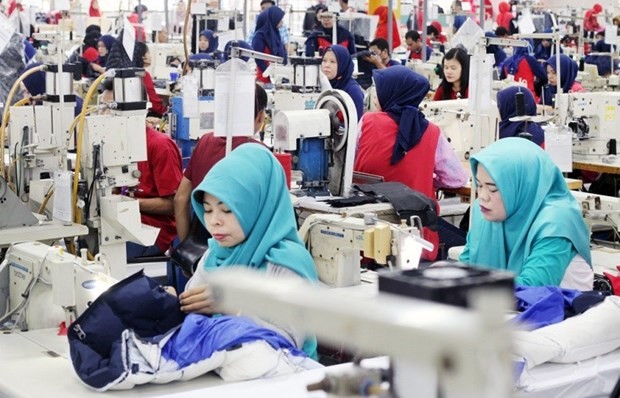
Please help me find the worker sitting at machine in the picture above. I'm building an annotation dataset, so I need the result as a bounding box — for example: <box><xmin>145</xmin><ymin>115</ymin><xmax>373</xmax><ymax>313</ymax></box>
<box><xmin>251</xmin><ymin>6</ymin><xmax>288</xmax><ymax>84</ymax></box>
<box><xmin>172</xmin><ymin>84</ymin><xmax>267</xmax><ymax>290</ymax></box>
<box><xmin>304</xmin><ymin>7</ymin><xmax>356</xmax><ymax>57</ymax></box>
<box><xmin>405</xmin><ymin>30</ymin><xmax>432</xmax><ymax>61</ymax></box>
<box><xmin>363</xmin><ymin>38</ymin><xmax>401</xmax><ymax>70</ymax></box>
<box><xmin>22</xmin><ymin>62</ymin><xmax>84</xmax><ymax>117</ymax></box>
<box><xmin>496</xmin><ymin>86</ymin><xmax>544</xmax><ymax>146</ymax></box>
<box><xmin>500</xmin><ymin>43</ymin><xmax>547</xmax><ymax>103</ymax></box>
<box><xmin>540</xmin><ymin>54</ymin><xmax>585</xmax><ymax>107</ymax></box>
<box><xmin>354</xmin><ymin>66</ymin><xmax>469</xmax><ymax>261</ymax></box>
<box><xmin>321</xmin><ymin>45</ymin><xmax>364</xmax><ymax>121</ymax></box>
<box><xmin>181</xmin><ymin>143</ymin><xmax>319</xmax><ymax>358</ymax></box>
<box><xmin>190</xmin><ymin>29</ymin><xmax>219</xmax><ymax>60</ymax></box>
<box><xmin>90</xmin><ymin>34</ymin><xmax>115</xmax><ymax>75</ymax></box>
<box><xmin>485</xmin><ymin>32</ymin><xmax>507</xmax><ymax>69</ymax></box>
<box><xmin>459</xmin><ymin>138</ymin><xmax>593</xmax><ymax>290</ymax></box>
<box><xmin>433</xmin><ymin>47</ymin><xmax>470</xmax><ymax>100</ymax></box>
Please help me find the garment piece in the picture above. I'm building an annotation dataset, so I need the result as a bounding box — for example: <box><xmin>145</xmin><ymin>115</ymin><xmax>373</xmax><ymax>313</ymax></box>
<box><xmin>373</xmin><ymin>6</ymin><xmax>401</xmax><ymax>49</ymax></box>
<box><xmin>324</xmin><ymin>45</ymin><xmax>364</xmax><ymax>120</ymax></box>
<box><xmin>497</xmin><ymin>86</ymin><xmax>544</xmax><ymax>146</ymax></box>
<box><xmin>354</xmin><ymin>112</ymin><xmax>440</xmax><ymax>260</ymax></box>
<box><xmin>68</xmin><ymin>271</ymin><xmax>316</xmax><ymax>391</ymax></box>
<box><xmin>190</xmin><ymin>144</ymin><xmax>317</xmax><ymax>282</ymax></box>
<box><xmin>541</xmin><ymin>54</ymin><xmax>580</xmax><ymax>106</ymax></box>
<box><xmin>372</xmin><ymin>66</ymin><xmax>429</xmax><ymax>164</ymax></box>
<box><xmin>135</xmin><ymin>128</ymin><xmax>183</xmax><ymax>252</ymax></box>
<box><xmin>459</xmin><ymin>138</ymin><xmax>592</xmax><ymax>287</ymax></box>
<box><xmin>184</xmin><ymin>133</ymin><xmax>260</xmax><ymax>189</ymax></box>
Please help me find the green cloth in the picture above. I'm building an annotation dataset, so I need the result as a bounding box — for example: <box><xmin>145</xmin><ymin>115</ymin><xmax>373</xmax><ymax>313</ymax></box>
<box><xmin>459</xmin><ymin>138</ymin><xmax>591</xmax><ymax>286</ymax></box>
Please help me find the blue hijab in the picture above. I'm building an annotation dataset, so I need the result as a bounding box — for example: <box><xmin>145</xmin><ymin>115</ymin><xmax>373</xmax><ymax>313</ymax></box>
<box><xmin>324</xmin><ymin>45</ymin><xmax>364</xmax><ymax>120</ymax></box>
<box><xmin>98</xmin><ymin>34</ymin><xmax>115</xmax><ymax>65</ymax></box>
<box><xmin>485</xmin><ymin>32</ymin><xmax>507</xmax><ymax>68</ymax></box>
<box><xmin>460</xmin><ymin>138</ymin><xmax>591</xmax><ymax>276</ymax></box>
<box><xmin>503</xmin><ymin>42</ymin><xmax>546</xmax><ymax>81</ymax></box>
<box><xmin>191</xmin><ymin>144</ymin><xmax>317</xmax><ymax>281</ymax></box>
<box><xmin>253</xmin><ymin>7</ymin><xmax>287</xmax><ymax>59</ymax></box>
<box><xmin>541</xmin><ymin>54</ymin><xmax>578</xmax><ymax>105</ymax></box>
<box><xmin>22</xmin><ymin>62</ymin><xmax>46</xmax><ymax>96</ymax></box>
<box><xmin>374</xmin><ymin>66</ymin><xmax>430</xmax><ymax>165</ymax></box>
<box><xmin>199</xmin><ymin>29</ymin><xmax>219</xmax><ymax>53</ymax></box>
<box><xmin>497</xmin><ymin>86</ymin><xmax>544</xmax><ymax>146</ymax></box>
<box><xmin>221</xmin><ymin>40</ymin><xmax>253</xmax><ymax>62</ymax></box>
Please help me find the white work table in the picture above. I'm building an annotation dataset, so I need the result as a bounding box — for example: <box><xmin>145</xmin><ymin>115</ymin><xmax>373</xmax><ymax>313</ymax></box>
<box><xmin>0</xmin><ymin>219</ymin><xmax>88</xmax><ymax>248</ymax></box>
<box><xmin>0</xmin><ymin>327</ymin><xmax>361</xmax><ymax>398</ymax></box>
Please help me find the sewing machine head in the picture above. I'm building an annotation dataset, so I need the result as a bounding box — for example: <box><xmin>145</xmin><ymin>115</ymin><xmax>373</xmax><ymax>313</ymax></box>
<box><xmin>557</xmin><ymin>92</ymin><xmax>620</xmax><ymax>158</ymax></box>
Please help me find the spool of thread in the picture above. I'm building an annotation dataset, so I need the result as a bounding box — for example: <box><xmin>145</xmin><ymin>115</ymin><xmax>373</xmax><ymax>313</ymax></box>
<box><xmin>274</xmin><ymin>152</ymin><xmax>292</xmax><ymax>189</ymax></box>
<box><xmin>579</xmin><ymin>57</ymin><xmax>585</xmax><ymax>71</ymax></box>
<box><xmin>515</xmin><ymin>91</ymin><xmax>526</xmax><ymax>116</ymax></box>
<box><xmin>610</xmin><ymin>139</ymin><xmax>617</xmax><ymax>155</ymax></box>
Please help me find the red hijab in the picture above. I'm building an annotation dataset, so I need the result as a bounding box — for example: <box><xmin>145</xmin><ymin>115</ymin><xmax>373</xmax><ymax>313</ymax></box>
<box><xmin>374</xmin><ymin>5</ymin><xmax>401</xmax><ymax>49</ymax></box>
<box><xmin>89</xmin><ymin>0</ymin><xmax>101</xmax><ymax>17</ymax></box>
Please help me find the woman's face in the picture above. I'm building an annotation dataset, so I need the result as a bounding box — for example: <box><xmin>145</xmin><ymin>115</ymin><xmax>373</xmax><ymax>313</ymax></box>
<box><xmin>319</xmin><ymin>11</ymin><xmax>333</xmax><ymax>28</ymax></box>
<box><xmin>97</xmin><ymin>40</ymin><xmax>108</xmax><ymax>57</ymax></box>
<box><xmin>475</xmin><ymin>165</ymin><xmax>506</xmax><ymax>222</ymax></box>
<box><xmin>443</xmin><ymin>57</ymin><xmax>462</xmax><ymax>84</ymax></box>
<box><xmin>546</xmin><ymin>64</ymin><xmax>557</xmax><ymax>86</ymax></box>
<box><xmin>202</xmin><ymin>193</ymin><xmax>245</xmax><ymax>247</ymax></box>
<box><xmin>143</xmin><ymin>49</ymin><xmax>152</xmax><ymax>67</ymax></box>
<box><xmin>199</xmin><ymin>35</ymin><xmax>209</xmax><ymax>52</ymax></box>
<box><xmin>322</xmin><ymin>50</ymin><xmax>338</xmax><ymax>80</ymax></box>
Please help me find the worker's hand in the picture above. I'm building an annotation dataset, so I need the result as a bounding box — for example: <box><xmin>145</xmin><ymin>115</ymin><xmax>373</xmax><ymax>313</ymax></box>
<box><xmin>179</xmin><ymin>284</ymin><xmax>217</xmax><ymax>314</ymax></box>
<box><xmin>363</xmin><ymin>53</ymin><xmax>383</xmax><ymax>68</ymax></box>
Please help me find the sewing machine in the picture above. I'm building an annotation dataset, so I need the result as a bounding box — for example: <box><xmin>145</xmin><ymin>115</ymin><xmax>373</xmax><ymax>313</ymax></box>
<box><xmin>0</xmin><ymin>241</ymin><xmax>115</xmax><ymax>331</ymax></box>
<box><xmin>8</xmin><ymin>64</ymin><xmax>80</xmax><ymax>195</ymax></box>
<box><xmin>407</xmin><ymin>59</ymin><xmax>441</xmax><ymax>91</ymax></box>
<box><xmin>267</xmin><ymin>57</ymin><xmax>324</xmax><ymax>113</ymax></box>
<box><xmin>147</xmin><ymin>43</ymin><xmax>185</xmax><ymax>80</ymax></box>
<box><xmin>207</xmin><ymin>268</ymin><xmax>514</xmax><ymax>398</ymax></box>
<box><xmin>556</xmin><ymin>92</ymin><xmax>620</xmax><ymax>158</ymax></box>
<box><xmin>169</xmin><ymin>58</ymin><xmax>218</xmax><ymax>163</ymax></box>
<box><xmin>299</xmin><ymin>213</ymin><xmax>433</xmax><ymax>287</ymax></box>
<box><xmin>272</xmin><ymin>89</ymin><xmax>358</xmax><ymax>197</ymax></box>
<box><xmin>81</xmin><ymin>69</ymin><xmax>159</xmax><ymax>279</ymax></box>
<box><xmin>421</xmin><ymin>99</ymin><xmax>499</xmax><ymax>162</ymax></box>
<box><xmin>572</xmin><ymin>191</ymin><xmax>620</xmax><ymax>235</ymax></box>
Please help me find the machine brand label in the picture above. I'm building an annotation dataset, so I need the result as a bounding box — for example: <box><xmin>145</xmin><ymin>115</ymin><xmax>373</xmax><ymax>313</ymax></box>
<box><xmin>82</xmin><ymin>280</ymin><xmax>98</xmax><ymax>290</ymax></box>
<box><xmin>9</xmin><ymin>262</ymin><xmax>29</xmax><ymax>274</ymax></box>
<box><xmin>319</xmin><ymin>229</ymin><xmax>345</xmax><ymax>238</ymax></box>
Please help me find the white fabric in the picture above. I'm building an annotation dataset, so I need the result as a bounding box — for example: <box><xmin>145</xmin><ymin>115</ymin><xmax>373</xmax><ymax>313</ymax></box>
<box><xmin>513</xmin><ymin>296</ymin><xmax>620</xmax><ymax>370</ymax></box>
<box><xmin>560</xmin><ymin>254</ymin><xmax>593</xmax><ymax>291</ymax></box>
<box><xmin>95</xmin><ymin>329</ymin><xmax>320</xmax><ymax>391</ymax></box>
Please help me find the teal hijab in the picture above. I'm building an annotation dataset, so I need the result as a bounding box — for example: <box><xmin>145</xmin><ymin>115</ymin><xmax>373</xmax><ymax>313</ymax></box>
<box><xmin>191</xmin><ymin>144</ymin><xmax>317</xmax><ymax>281</ymax></box>
<box><xmin>461</xmin><ymin>138</ymin><xmax>591</xmax><ymax>275</ymax></box>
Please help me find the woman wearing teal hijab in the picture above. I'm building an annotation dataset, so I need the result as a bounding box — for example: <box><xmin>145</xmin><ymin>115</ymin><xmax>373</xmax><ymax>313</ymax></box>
<box><xmin>181</xmin><ymin>143</ymin><xmax>318</xmax><ymax>357</ymax></box>
<box><xmin>459</xmin><ymin>138</ymin><xmax>593</xmax><ymax>290</ymax></box>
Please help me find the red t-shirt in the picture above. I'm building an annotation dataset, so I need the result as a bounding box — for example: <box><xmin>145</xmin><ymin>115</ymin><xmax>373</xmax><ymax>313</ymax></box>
<box><xmin>432</xmin><ymin>85</ymin><xmax>469</xmax><ymax>101</ymax></box>
<box><xmin>184</xmin><ymin>133</ymin><xmax>262</xmax><ymax>188</ymax></box>
<box><xmin>135</xmin><ymin>128</ymin><xmax>183</xmax><ymax>251</ymax></box>
<box><xmin>143</xmin><ymin>71</ymin><xmax>166</xmax><ymax>116</ymax></box>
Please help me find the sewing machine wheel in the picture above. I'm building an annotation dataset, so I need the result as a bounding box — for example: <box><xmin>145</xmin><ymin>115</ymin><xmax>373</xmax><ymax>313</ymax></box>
<box><xmin>316</xmin><ymin>90</ymin><xmax>354</xmax><ymax>153</ymax></box>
